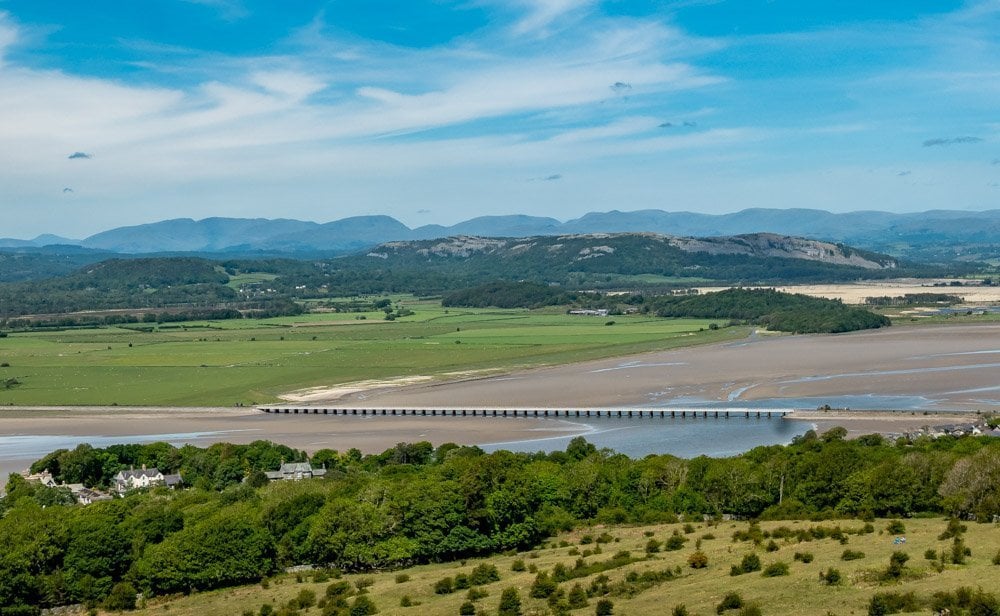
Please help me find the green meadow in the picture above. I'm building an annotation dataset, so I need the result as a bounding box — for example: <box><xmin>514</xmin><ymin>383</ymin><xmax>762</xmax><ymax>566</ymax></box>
<box><xmin>0</xmin><ymin>299</ymin><xmax>744</xmax><ymax>406</ymax></box>
<box><xmin>126</xmin><ymin>517</ymin><xmax>1000</xmax><ymax>616</ymax></box>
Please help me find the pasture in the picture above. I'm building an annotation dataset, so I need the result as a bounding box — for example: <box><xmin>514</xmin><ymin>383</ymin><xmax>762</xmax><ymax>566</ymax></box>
<box><xmin>0</xmin><ymin>299</ymin><xmax>741</xmax><ymax>406</ymax></box>
<box><xmin>125</xmin><ymin>517</ymin><xmax>1000</xmax><ymax>616</ymax></box>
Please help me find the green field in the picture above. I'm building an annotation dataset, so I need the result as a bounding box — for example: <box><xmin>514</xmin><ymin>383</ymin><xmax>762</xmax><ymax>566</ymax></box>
<box><xmin>125</xmin><ymin>517</ymin><xmax>1000</xmax><ymax>616</ymax></box>
<box><xmin>0</xmin><ymin>299</ymin><xmax>743</xmax><ymax>406</ymax></box>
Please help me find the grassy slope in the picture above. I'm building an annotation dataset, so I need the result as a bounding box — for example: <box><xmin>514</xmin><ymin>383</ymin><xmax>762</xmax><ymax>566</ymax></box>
<box><xmin>0</xmin><ymin>299</ymin><xmax>744</xmax><ymax>405</ymax></box>
<box><xmin>125</xmin><ymin>517</ymin><xmax>1000</xmax><ymax>616</ymax></box>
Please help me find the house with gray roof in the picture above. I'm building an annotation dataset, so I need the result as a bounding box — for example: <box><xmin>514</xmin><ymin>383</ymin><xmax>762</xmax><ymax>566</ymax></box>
<box><xmin>265</xmin><ymin>462</ymin><xmax>327</xmax><ymax>481</ymax></box>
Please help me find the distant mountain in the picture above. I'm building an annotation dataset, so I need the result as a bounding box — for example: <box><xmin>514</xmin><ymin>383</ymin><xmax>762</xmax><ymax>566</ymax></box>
<box><xmin>5</xmin><ymin>208</ymin><xmax>1000</xmax><ymax>259</ymax></box>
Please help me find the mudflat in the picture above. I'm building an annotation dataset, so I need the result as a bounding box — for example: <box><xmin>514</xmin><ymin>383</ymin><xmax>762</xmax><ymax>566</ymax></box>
<box><xmin>328</xmin><ymin>324</ymin><xmax>1000</xmax><ymax>411</ymax></box>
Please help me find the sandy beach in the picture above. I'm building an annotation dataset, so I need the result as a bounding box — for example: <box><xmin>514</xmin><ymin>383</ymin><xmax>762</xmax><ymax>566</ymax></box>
<box><xmin>324</xmin><ymin>323</ymin><xmax>1000</xmax><ymax>412</ymax></box>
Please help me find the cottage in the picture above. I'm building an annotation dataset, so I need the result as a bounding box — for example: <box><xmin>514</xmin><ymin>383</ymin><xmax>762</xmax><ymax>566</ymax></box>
<box><xmin>67</xmin><ymin>484</ymin><xmax>112</xmax><ymax>505</ymax></box>
<box><xmin>113</xmin><ymin>466</ymin><xmax>182</xmax><ymax>494</ymax></box>
<box><xmin>265</xmin><ymin>462</ymin><xmax>327</xmax><ymax>481</ymax></box>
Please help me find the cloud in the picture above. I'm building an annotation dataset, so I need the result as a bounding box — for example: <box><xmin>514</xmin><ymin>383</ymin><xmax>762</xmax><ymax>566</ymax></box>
<box><xmin>527</xmin><ymin>173</ymin><xmax>563</xmax><ymax>182</ymax></box>
<box><xmin>416</xmin><ymin>208</ymin><xmax>431</xmax><ymax>214</ymax></box>
<box><xmin>504</xmin><ymin>0</ymin><xmax>596</xmax><ymax>36</ymax></box>
<box><xmin>181</xmin><ymin>0</ymin><xmax>249</xmax><ymax>21</ymax></box>
<box><xmin>897</xmin><ymin>170</ymin><xmax>911</xmax><ymax>176</ymax></box>
<box><xmin>62</xmin><ymin>187</ymin><xmax>73</xmax><ymax>193</ymax></box>
<box><xmin>68</xmin><ymin>151</ymin><xmax>92</xmax><ymax>159</ymax></box>
<box><xmin>922</xmin><ymin>136</ymin><xmax>983</xmax><ymax>147</ymax></box>
<box><xmin>992</xmin><ymin>158</ymin><xmax>1000</xmax><ymax>165</ymax></box>
<box><xmin>659</xmin><ymin>122</ymin><xmax>673</xmax><ymax>128</ymax></box>
<box><xmin>610</xmin><ymin>81</ymin><xmax>632</xmax><ymax>94</ymax></box>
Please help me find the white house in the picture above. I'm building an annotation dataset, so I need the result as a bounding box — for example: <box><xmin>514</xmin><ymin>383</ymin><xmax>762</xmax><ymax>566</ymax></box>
<box><xmin>113</xmin><ymin>466</ymin><xmax>182</xmax><ymax>494</ymax></box>
<box><xmin>265</xmin><ymin>462</ymin><xmax>327</xmax><ymax>481</ymax></box>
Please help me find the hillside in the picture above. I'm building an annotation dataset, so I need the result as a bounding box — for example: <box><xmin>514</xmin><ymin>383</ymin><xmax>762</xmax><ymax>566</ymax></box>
<box><xmin>4</xmin><ymin>208</ymin><xmax>1000</xmax><ymax>260</ymax></box>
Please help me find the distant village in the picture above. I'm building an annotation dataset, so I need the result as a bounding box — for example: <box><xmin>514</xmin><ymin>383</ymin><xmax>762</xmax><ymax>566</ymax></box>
<box><xmin>17</xmin><ymin>460</ymin><xmax>327</xmax><ymax>505</ymax></box>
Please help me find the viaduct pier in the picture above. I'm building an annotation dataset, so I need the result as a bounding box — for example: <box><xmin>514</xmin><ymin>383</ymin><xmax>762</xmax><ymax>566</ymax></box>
<box><xmin>257</xmin><ymin>406</ymin><xmax>792</xmax><ymax>419</ymax></box>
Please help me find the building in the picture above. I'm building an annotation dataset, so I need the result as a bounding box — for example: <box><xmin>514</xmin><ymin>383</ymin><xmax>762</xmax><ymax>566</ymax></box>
<box><xmin>113</xmin><ymin>466</ymin><xmax>182</xmax><ymax>494</ymax></box>
<box><xmin>265</xmin><ymin>462</ymin><xmax>327</xmax><ymax>481</ymax></box>
<box><xmin>67</xmin><ymin>484</ymin><xmax>112</xmax><ymax>505</ymax></box>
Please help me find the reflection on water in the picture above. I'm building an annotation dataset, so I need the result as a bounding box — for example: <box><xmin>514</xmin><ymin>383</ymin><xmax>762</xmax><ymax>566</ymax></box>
<box><xmin>482</xmin><ymin>415</ymin><xmax>803</xmax><ymax>458</ymax></box>
<box><xmin>663</xmin><ymin>394</ymin><xmax>938</xmax><ymax>411</ymax></box>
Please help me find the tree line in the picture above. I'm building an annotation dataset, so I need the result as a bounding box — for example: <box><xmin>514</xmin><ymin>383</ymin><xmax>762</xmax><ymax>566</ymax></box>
<box><xmin>1</xmin><ymin>431</ymin><xmax>998</xmax><ymax>612</ymax></box>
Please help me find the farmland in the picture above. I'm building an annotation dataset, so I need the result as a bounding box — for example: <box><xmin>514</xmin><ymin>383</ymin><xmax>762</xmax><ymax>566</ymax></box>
<box><xmin>126</xmin><ymin>516</ymin><xmax>1000</xmax><ymax>616</ymax></box>
<box><xmin>0</xmin><ymin>298</ymin><xmax>738</xmax><ymax>406</ymax></box>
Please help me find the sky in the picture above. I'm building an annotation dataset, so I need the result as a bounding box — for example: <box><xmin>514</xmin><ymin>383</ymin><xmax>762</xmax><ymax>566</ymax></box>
<box><xmin>1</xmin><ymin>0</ymin><xmax>998</xmax><ymax>239</ymax></box>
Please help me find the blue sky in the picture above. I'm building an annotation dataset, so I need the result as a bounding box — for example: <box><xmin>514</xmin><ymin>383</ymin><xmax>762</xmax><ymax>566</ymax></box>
<box><xmin>0</xmin><ymin>0</ymin><xmax>998</xmax><ymax>239</ymax></box>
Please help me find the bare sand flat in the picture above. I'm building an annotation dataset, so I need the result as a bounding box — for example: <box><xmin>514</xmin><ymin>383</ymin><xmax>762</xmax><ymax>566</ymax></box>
<box><xmin>698</xmin><ymin>281</ymin><xmax>1000</xmax><ymax>304</ymax></box>
<box><xmin>325</xmin><ymin>324</ymin><xmax>1000</xmax><ymax>411</ymax></box>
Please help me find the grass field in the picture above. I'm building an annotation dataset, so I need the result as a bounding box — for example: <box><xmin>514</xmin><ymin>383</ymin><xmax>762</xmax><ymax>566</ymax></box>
<box><xmin>124</xmin><ymin>517</ymin><xmax>1000</xmax><ymax>616</ymax></box>
<box><xmin>0</xmin><ymin>299</ymin><xmax>744</xmax><ymax>406</ymax></box>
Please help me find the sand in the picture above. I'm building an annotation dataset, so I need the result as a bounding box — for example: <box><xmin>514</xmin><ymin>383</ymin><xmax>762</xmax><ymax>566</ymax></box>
<box><xmin>697</xmin><ymin>281</ymin><xmax>1000</xmax><ymax>304</ymax></box>
<box><xmin>321</xmin><ymin>324</ymin><xmax>1000</xmax><ymax>411</ymax></box>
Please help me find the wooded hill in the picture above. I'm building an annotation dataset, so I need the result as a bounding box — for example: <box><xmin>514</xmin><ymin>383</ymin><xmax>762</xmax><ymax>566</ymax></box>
<box><xmin>2</xmin><ymin>432</ymin><xmax>998</xmax><ymax>612</ymax></box>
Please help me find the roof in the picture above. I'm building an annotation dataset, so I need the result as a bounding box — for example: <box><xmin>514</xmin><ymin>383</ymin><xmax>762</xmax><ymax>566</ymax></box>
<box><xmin>117</xmin><ymin>468</ymin><xmax>163</xmax><ymax>480</ymax></box>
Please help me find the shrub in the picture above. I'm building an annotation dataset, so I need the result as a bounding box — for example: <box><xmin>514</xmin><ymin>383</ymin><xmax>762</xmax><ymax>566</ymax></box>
<box><xmin>924</xmin><ymin>549</ymin><xmax>937</xmax><ymax>561</ymax></box>
<box><xmin>765</xmin><ymin>540</ymin><xmax>779</xmax><ymax>552</ymax></box>
<box><xmin>762</xmin><ymin>561</ymin><xmax>789</xmax><ymax>577</ymax></box>
<box><xmin>730</xmin><ymin>553</ymin><xmax>761</xmax><ymax>576</ymax></box>
<box><xmin>993</xmin><ymin>550</ymin><xmax>1000</xmax><ymax>566</ymax></box>
<box><xmin>938</xmin><ymin>518</ymin><xmax>967</xmax><ymax>540</ymax></box>
<box><xmin>103</xmin><ymin>581</ymin><xmax>138</xmax><ymax>611</ymax></box>
<box><xmin>399</xmin><ymin>596</ymin><xmax>412</xmax><ymax>608</ymax></box>
<box><xmin>349</xmin><ymin>595</ymin><xmax>378</xmax><ymax>616</ymax></box>
<box><xmin>666</xmin><ymin>531</ymin><xmax>688</xmax><ymax>551</ymax></box>
<box><xmin>683</xmin><ymin>523</ymin><xmax>696</xmax><ymax>534</ymax></box>
<box><xmin>511</xmin><ymin>559</ymin><xmax>526</xmax><ymax>572</ymax></box>
<box><xmin>688</xmin><ymin>551</ymin><xmax>709</xmax><ymax>569</ymax></box>
<box><xmin>793</xmin><ymin>552</ymin><xmax>813</xmax><ymax>563</ymax></box>
<box><xmin>467</xmin><ymin>587</ymin><xmax>488</xmax><ymax>601</ymax></box>
<box><xmin>672</xmin><ymin>606</ymin><xmax>689</xmax><ymax>616</ymax></box>
<box><xmin>820</xmin><ymin>568</ymin><xmax>841</xmax><ymax>585</ymax></box>
<box><xmin>433</xmin><ymin>577</ymin><xmax>455</xmax><ymax>595</ymax></box>
<box><xmin>717</xmin><ymin>592</ymin><xmax>744</xmax><ymax>614</ymax></box>
<box><xmin>459</xmin><ymin>602</ymin><xmax>476</xmax><ymax>616</ymax></box>
<box><xmin>295</xmin><ymin>589</ymin><xmax>316</xmax><ymax>609</ymax></box>
<box><xmin>646</xmin><ymin>538</ymin><xmax>662</xmax><ymax>553</ymax></box>
<box><xmin>882</xmin><ymin>551</ymin><xmax>910</xmax><ymax>580</ymax></box>
<box><xmin>498</xmin><ymin>587</ymin><xmax>522</xmax><ymax>616</ymax></box>
<box><xmin>885</xmin><ymin>520</ymin><xmax>906</xmax><ymax>534</ymax></box>
<box><xmin>529</xmin><ymin>572</ymin><xmax>558</xmax><ymax>598</ymax></box>
<box><xmin>951</xmin><ymin>537</ymin><xmax>970</xmax><ymax>564</ymax></box>
<box><xmin>596</xmin><ymin>532</ymin><xmax>614</xmax><ymax>544</ymax></box>
<box><xmin>568</xmin><ymin>584</ymin><xmax>588</xmax><ymax>608</ymax></box>
<box><xmin>595</xmin><ymin>599</ymin><xmax>614</xmax><ymax>616</ymax></box>
<box><xmin>454</xmin><ymin>574</ymin><xmax>470</xmax><ymax>590</ymax></box>
<box><xmin>842</xmin><ymin>549</ymin><xmax>865</xmax><ymax>561</ymax></box>
<box><xmin>469</xmin><ymin>563</ymin><xmax>500</xmax><ymax>585</ymax></box>
<box><xmin>868</xmin><ymin>591</ymin><xmax>919</xmax><ymax>616</ymax></box>
<box><xmin>395</xmin><ymin>573</ymin><xmax>410</xmax><ymax>584</ymax></box>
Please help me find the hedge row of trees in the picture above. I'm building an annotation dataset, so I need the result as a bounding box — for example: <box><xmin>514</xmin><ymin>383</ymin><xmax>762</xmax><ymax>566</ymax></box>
<box><xmin>2</xmin><ymin>432</ymin><xmax>998</xmax><ymax>611</ymax></box>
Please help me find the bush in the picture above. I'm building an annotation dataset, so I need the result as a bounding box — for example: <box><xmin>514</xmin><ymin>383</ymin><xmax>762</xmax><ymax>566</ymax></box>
<box><xmin>459</xmin><ymin>602</ymin><xmax>476</xmax><ymax>616</ymax></box>
<box><xmin>882</xmin><ymin>551</ymin><xmax>910</xmax><ymax>580</ymax></box>
<box><xmin>666</xmin><ymin>531</ymin><xmax>688</xmax><ymax>551</ymax></box>
<box><xmin>924</xmin><ymin>549</ymin><xmax>937</xmax><ymax>561</ymax></box>
<box><xmin>765</xmin><ymin>540</ymin><xmax>779</xmax><ymax>552</ymax></box>
<box><xmin>399</xmin><ymin>595</ymin><xmax>412</xmax><ymax>607</ymax></box>
<box><xmin>433</xmin><ymin>577</ymin><xmax>455</xmax><ymax>594</ymax></box>
<box><xmin>868</xmin><ymin>591</ymin><xmax>919</xmax><ymax>616</ymax></box>
<box><xmin>885</xmin><ymin>520</ymin><xmax>906</xmax><ymax>534</ymax></box>
<box><xmin>672</xmin><ymin>606</ymin><xmax>689</xmax><ymax>616</ymax></box>
<box><xmin>568</xmin><ymin>583</ymin><xmax>588</xmax><ymax>608</ymax></box>
<box><xmin>688</xmin><ymin>551</ymin><xmax>709</xmax><ymax>569</ymax></box>
<box><xmin>645</xmin><ymin>538</ymin><xmax>662</xmax><ymax>553</ymax></box>
<box><xmin>469</xmin><ymin>563</ymin><xmax>500</xmax><ymax>585</ymax></box>
<box><xmin>349</xmin><ymin>595</ymin><xmax>378</xmax><ymax>616</ymax></box>
<box><xmin>820</xmin><ymin>568</ymin><xmax>841</xmax><ymax>585</ymax></box>
<box><xmin>395</xmin><ymin>573</ymin><xmax>410</xmax><ymax>584</ymax></box>
<box><xmin>761</xmin><ymin>561</ymin><xmax>789</xmax><ymax>577</ymax></box>
<box><xmin>511</xmin><ymin>558</ymin><xmax>526</xmax><ymax>572</ymax></box>
<box><xmin>730</xmin><ymin>553</ymin><xmax>761</xmax><ymax>576</ymax></box>
<box><xmin>467</xmin><ymin>587</ymin><xmax>488</xmax><ymax>601</ymax></box>
<box><xmin>993</xmin><ymin>550</ymin><xmax>1000</xmax><ymax>566</ymax></box>
<box><xmin>529</xmin><ymin>571</ymin><xmax>558</xmax><ymax>598</ymax></box>
<box><xmin>103</xmin><ymin>581</ymin><xmax>138</xmax><ymax>611</ymax></box>
<box><xmin>295</xmin><ymin>589</ymin><xmax>316</xmax><ymax>609</ymax></box>
<box><xmin>498</xmin><ymin>587</ymin><xmax>522</xmax><ymax>616</ymax></box>
<box><xmin>842</xmin><ymin>549</ymin><xmax>866</xmax><ymax>561</ymax></box>
<box><xmin>717</xmin><ymin>592</ymin><xmax>744</xmax><ymax>614</ymax></box>
<box><xmin>595</xmin><ymin>599</ymin><xmax>614</xmax><ymax>616</ymax></box>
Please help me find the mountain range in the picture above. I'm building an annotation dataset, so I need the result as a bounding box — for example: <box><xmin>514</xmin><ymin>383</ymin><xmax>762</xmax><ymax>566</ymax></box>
<box><xmin>3</xmin><ymin>208</ymin><xmax>999</xmax><ymax>260</ymax></box>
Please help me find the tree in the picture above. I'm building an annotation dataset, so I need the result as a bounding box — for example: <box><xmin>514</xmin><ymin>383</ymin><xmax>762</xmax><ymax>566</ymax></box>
<box><xmin>498</xmin><ymin>587</ymin><xmax>522</xmax><ymax>616</ymax></box>
<box><xmin>595</xmin><ymin>599</ymin><xmax>614</xmax><ymax>615</ymax></box>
